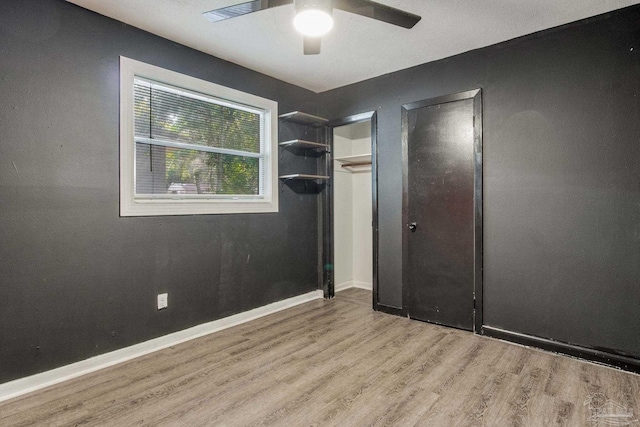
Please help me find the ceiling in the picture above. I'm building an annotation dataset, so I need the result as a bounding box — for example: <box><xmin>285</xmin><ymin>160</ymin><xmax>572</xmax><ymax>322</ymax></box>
<box><xmin>66</xmin><ymin>0</ymin><xmax>639</xmax><ymax>92</ymax></box>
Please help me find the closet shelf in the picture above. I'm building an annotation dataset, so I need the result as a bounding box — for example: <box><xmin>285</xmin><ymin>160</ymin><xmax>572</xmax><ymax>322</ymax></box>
<box><xmin>278</xmin><ymin>111</ymin><xmax>329</xmax><ymax>127</ymax></box>
<box><xmin>279</xmin><ymin>139</ymin><xmax>329</xmax><ymax>151</ymax></box>
<box><xmin>334</xmin><ymin>153</ymin><xmax>372</xmax><ymax>170</ymax></box>
<box><xmin>279</xmin><ymin>174</ymin><xmax>329</xmax><ymax>180</ymax></box>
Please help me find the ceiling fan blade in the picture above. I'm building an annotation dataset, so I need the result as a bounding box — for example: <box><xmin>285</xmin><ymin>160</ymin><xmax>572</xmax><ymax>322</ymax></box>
<box><xmin>203</xmin><ymin>0</ymin><xmax>292</xmax><ymax>23</ymax></box>
<box><xmin>333</xmin><ymin>0</ymin><xmax>421</xmax><ymax>29</ymax></box>
<box><xmin>303</xmin><ymin>37</ymin><xmax>321</xmax><ymax>55</ymax></box>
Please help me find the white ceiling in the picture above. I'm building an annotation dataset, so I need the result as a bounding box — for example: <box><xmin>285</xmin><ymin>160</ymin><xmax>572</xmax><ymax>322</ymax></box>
<box><xmin>67</xmin><ymin>0</ymin><xmax>639</xmax><ymax>92</ymax></box>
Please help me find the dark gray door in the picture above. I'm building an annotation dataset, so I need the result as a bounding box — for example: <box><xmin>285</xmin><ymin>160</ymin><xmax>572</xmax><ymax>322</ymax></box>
<box><xmin>402</xmin><ymin>90</ymin><xmax>482</xmax><ymax>331</ymax></box>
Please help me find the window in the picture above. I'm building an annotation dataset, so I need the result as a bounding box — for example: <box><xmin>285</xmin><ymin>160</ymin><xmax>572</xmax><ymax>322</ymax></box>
<box><xmin>120</xmin><ymin>57</ymin><xmax>278</xmax><ymax>216</ymax></box>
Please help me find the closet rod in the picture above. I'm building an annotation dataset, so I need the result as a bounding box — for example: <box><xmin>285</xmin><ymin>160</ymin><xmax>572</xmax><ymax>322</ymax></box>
<box><xmin>340</xmin><ymin>161</ymin><xmax>372</xmax><ymax>168</ymax></box>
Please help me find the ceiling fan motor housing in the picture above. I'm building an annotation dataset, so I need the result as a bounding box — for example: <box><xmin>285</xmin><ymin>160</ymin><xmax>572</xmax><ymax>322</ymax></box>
<box><xmin>294</xmin><ymin>0</ymin><xmax>333</xmax><ymax>15</ymax></box>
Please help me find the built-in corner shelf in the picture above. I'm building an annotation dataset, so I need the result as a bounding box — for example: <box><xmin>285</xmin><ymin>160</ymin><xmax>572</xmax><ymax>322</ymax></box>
<box><xmin>334</xmin><ymin>153</ymin><xmax>372</xmax><ymax>172</ymax></box>
<box><xmin>278</xmin><ymin>111</ymin><xmax>328</xmax><ymax>127</ymax></box>
<box><xmin>279</xmin><ymin>139</ymin><xmax>329</xmax><ymax>151</ymax></box>
<box><xmin>278</xmin><ymin>112</ymin><xmax>329</xmax><ymax>193</ymax></box>
<box><xmin>279</xmin><ymin>174</ymin><xmax>329</xmax><ymax>180</ymax></box>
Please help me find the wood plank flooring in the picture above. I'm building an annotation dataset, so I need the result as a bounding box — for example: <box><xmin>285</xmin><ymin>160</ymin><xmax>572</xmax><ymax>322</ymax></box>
<box><xmin>1</xmin><ymin>288</ymin><xmax>638</xmax><ymax>426</ymax></box>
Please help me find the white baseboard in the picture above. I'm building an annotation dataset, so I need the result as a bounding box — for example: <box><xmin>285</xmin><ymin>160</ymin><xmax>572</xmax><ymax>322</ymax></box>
<box><xmin>353</xmin><ymin>281</ymin><xmax>373</xmax><ymax>291</ymax></box>
<box><xmin>335</xmin><ymin>280</ymin><xmax>355</xmax><ymax>292</ymax></box>
<box><xmin>0</xmin><ymin>289</ymin><xmax>324</xmax><ymax>403</ymax></box>
<box><xmin>335</xmin><ymin>281</ymin><xmax>372</xmax><ymax>292</ymax></box>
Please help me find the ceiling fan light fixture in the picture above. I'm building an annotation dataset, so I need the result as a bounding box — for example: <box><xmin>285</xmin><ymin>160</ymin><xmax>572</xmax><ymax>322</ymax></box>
<box><xmin>293</xmin><ymin>0</ymin><xmax>333</xmax><ymax>37</ymax></box>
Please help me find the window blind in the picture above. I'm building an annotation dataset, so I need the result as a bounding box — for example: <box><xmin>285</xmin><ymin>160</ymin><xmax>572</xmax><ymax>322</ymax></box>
<box><xmin>133</xmin><ymin>78</ymin><xmax>265</xmax><ymax>197</ymax></box>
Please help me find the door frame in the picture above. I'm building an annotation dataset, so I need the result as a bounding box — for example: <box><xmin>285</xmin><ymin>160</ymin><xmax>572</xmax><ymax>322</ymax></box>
<box><xmin>401</xmin><ymin>89</ymin><xmax>483</xmax><ymax>333</ymax></box>
<box><xmin>324</xmin><ymin>111</ymin><xmax>379</xmax><ymax>309</ymax></box>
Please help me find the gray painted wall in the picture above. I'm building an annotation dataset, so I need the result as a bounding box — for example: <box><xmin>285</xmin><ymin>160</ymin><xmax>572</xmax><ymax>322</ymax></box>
<box><xmin>0</xmin><ymin>0</ymin><xmax>319</xmax><ymax>383</ymax></box>
<box><xmin>320</xmin><ymin>6</ymin><xmax>640</xmax><ymax>358</ymax></box>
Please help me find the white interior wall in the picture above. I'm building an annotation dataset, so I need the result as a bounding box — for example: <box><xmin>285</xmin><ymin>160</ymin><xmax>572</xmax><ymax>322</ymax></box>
<box><xmin>333</xmin><ymin>133</ymin><xmax>354</xmax><ymax>290</ymax></box>
<box><xmin>350</xmin><ymin>137</ymin><xmax>373</xmax><ymax>289</ymax></box>
<box><xmin>333</xmin><ymin>122</ymin><xmax>372</xmax><ymax>292</ymax></box>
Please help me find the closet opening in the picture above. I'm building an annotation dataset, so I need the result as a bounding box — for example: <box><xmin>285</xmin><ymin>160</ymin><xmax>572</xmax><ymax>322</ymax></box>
<box><xmin>324</xmin><ymin>112</ymin><xmax>378</xmax><ymax>309</ymax></box>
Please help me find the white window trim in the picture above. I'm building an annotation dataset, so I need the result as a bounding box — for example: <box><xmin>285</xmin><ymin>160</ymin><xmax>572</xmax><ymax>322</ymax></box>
<box><xmin>119</xmin><ymin>56</ymin><xmax>279</xmax><ymax>216</ymax></box>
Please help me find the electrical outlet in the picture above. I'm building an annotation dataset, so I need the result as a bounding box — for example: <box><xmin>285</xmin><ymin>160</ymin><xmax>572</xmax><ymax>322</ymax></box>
<box><xmin>157</xmin><ymin>293</ymin><xmax>168</xmax><ymax>310</ymax></box>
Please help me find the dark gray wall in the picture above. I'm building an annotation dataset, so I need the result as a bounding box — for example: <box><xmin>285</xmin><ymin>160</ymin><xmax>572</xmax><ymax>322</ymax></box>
<box><xmin>320</xmin><ymin>6</ymin><xmax>640</xmax><ymax>358</ymax></box>
<box><xmin>0</xmin><ymin>0</ymin><xmax>319</xmax><ymax>383</ymax></box>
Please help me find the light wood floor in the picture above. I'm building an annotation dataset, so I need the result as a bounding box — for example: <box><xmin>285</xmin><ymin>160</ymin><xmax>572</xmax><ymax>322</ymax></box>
<box><xmin>1</xmin><ymin>288</ymin><xmax>638</xmax><ymax>426</ymax></box>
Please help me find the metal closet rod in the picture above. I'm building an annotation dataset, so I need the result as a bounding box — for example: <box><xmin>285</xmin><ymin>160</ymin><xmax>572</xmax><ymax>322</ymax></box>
<box><xmin>340</xmin><ymin>161</ymin><xmax>372</xmax><ymax>168</ymax></box>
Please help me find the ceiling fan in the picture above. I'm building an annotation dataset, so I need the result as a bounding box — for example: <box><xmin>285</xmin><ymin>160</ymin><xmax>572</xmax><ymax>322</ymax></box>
<box><xmin>203</xmin><ymin>0</ymin><xmax>421</xmax><ymax>55</ymax></box>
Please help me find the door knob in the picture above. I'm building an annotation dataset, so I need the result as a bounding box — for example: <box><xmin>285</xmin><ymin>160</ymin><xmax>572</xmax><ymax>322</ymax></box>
<box><xmin>408</xmin><ymin>222</ymin><xmax>417</xmax><ymax>232</ymax></box>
